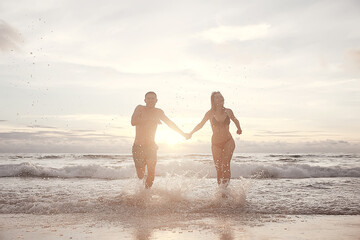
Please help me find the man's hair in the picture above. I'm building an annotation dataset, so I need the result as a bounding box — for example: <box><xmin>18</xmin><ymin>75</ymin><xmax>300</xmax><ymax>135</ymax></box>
<box><xmin>145</xmin><ymin>91</ymin><xmax>157</xmax><ymax>98</ymax></box>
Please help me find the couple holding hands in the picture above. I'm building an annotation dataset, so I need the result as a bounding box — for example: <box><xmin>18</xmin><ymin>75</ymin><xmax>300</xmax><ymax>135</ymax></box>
<box><xmin>131</xmin><ymin>91</ymin><xmax>242</xmax><ymax>189</ymax></box>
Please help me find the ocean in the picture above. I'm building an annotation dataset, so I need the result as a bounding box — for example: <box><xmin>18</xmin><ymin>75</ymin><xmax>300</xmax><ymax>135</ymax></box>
<box><xmin>1</xmin><ymin>152</ymin><xmax>359</xmax><ymax>218</ymax></box>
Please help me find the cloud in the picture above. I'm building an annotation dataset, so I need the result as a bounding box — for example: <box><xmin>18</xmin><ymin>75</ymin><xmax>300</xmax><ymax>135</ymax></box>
<box><xmin>0</xmin><ymin>129</ymin><xmax>132</xmax><ymax>153</ymax></box>
<box><xmin>1</xmin><ymin>0</ymin><xmax>359</xmax><ymax>154</ymax></box>
<box><xmin>198</xmin><ymin>24</ymin><xmax>271</xmax><ymax>43</ymax></box>
<box><xmin>0</xmin><ymin>129</ymin><xmax>130</xmax><ymax>141</ymax></box>
<box><xmin>254</xmin><ymin>130</ymin><xmax>340</xmax><ymax>138</ymax></box>
<box><xmin>344</xmin><ymin>49</ymin><xmax>360</xmax><ymax>74</ymax></box>
<box><xmin>27</xmin><ymin>125</ymin><xmax>57</xmax><ymax>129</ymax></box>
<box><xmin>1</xmin><ymin>128</ymin><xmax>358</xmax><ymax>154</ymax></box>
<box><xmin>0</xmin><ymin>20</ymin><xmax>24</xmax><ymax>52</ymax></box>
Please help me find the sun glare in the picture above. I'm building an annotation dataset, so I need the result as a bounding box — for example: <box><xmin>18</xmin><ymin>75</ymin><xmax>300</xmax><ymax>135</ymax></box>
<box><xmin>155</xmin><ymin>127</ymin><xmax>184</xmax><ymax>146</ymax></box>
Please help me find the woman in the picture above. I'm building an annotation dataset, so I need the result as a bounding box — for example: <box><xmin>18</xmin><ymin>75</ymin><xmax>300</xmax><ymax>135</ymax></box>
<box><xmin>189</xmin><ymin>91</ymin><xmax>242</xmax><ymax>187</ymax></box>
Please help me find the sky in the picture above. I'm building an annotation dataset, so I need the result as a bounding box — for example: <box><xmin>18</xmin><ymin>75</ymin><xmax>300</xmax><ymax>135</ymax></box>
<box><xmin>0</xmin><ymin>0</ymin><xmax>359</xmax><ymax>153</ymax></box>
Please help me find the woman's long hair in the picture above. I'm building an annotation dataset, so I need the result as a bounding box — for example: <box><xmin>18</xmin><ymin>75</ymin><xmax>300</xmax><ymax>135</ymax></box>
<box><xmin>211</xmin><ymin>91</ymin><xmax>222</xmax><ymax>111</ymax></box>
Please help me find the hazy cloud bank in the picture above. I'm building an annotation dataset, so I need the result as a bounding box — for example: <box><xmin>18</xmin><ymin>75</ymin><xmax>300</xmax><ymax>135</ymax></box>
<box><xmin>0</xmin><ymin>20</ymin><xmax>23</xmax><ymax>52</ymax></box>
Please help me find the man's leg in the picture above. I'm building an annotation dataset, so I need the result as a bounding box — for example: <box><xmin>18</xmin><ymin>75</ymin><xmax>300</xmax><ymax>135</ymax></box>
<box><xmin>132</xmin><ymin>145</ymin><xmax>146</xmax><ymax>180</ymax></box>
<box><xmin>145</xmin><ymin>160</ymin><xmax>156</xmax><ymax>188</ymax></box>
<box><xmin>136</xmin><ymin>166</ymin><xmax>146</xmax><ymax>179</ymax></box>
<box><xmin>144</xmin><ymin>146</ymin><xmax>157</xmax><ymax>189</ymax></box>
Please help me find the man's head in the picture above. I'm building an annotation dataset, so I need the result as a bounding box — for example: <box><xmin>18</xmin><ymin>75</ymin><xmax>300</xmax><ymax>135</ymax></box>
<box><xmin>144</xmin><ymin>91</ymin><xmax>157</xmax><ymax>108</ymax></box>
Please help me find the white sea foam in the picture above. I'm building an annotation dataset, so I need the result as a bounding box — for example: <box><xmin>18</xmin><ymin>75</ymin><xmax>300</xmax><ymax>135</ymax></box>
<box><xmin>0</xmin><ymin>162</ymin><xmax>135</xmax><ymax>179</ymax></box>
<box><xmin>1</xmin><ymin>153</ymin><xmax>359</xmax><ymax>216</ymax></box>
<box><xmin>0</xmin><ymin>175</ymin><xmax>250</xmax><ymax>215</ymax></box>
<box><xmin>1</xmin><ymin>161</ymin><xmax>359</xmax><ymax>179</ymax></box>
<box><xmin>2</xmin><ymin>175</ymin><xmax>359</xmax><ymax>215</ymax></box>
<box><xmin>231</xmin><ymin>163</ymin><xmax>360</xmax><ymax>179</ymax></box>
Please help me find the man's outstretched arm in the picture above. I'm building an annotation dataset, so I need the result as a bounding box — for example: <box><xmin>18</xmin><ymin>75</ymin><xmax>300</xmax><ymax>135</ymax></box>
<box><xmin>159</xmin><ymin>110</ymin><xmax>187</xmax><ymax>138</ymax></box>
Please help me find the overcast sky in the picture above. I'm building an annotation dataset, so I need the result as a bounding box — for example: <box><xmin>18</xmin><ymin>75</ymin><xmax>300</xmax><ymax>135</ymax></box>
<box><xmin>1</xmin><ymin>0</ymin><xmax>359</xmax><ymax>153</ymax></box>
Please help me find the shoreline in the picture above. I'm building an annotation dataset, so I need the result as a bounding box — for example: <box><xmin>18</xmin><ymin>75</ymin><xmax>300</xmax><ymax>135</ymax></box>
<box><xmin>1</xmin><ymin>214</ymin><xmax>359</xmax><ymax>240</ymax></box>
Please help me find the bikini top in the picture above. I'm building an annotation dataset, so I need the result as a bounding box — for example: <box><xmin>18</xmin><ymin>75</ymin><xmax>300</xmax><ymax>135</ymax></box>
<box><xmin>211</xmin><ymin>115</ymin><xmax>230</xmax><ymax>126</ymax></box>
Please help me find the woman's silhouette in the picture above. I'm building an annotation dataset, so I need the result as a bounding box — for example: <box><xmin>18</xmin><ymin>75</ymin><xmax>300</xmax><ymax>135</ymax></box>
<box><xmin>189</xmin><ymin>92</ymin><xmax>242</xmax><ymax>187</ymax></box>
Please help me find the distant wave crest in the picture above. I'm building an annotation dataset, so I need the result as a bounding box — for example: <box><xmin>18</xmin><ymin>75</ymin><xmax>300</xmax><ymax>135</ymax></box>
<box><xmin>1</xmin><ymin>162</ymin><xmax>359</xmax><ymax>179</ymax></box>
<box><xmin>0</xmin><ymin>162</ymin><xmax>134</xmax><ymax>179</ymax></box>
<box><xmin>234</xmin><ymin>163</ymin><xmax>360</xmax><ymax>179</ymax></box>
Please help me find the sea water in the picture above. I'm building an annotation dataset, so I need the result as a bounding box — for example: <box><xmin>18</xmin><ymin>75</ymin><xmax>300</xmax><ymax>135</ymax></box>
<box><xmin>1</xmin><ymin>153</ymin><xmax>359</xmax><ymax>217</ymax></box>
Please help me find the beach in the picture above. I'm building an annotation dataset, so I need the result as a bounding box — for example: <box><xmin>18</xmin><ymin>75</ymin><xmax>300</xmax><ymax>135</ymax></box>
<box><xmin>1</xmin><ymin>153</ymin><xmax>359</xmax><ymax>239</ymax></box>
<box><xmin>1</xmin><ymin>214</ymin><xmax>360</xmax><ymax>240</ymax></box>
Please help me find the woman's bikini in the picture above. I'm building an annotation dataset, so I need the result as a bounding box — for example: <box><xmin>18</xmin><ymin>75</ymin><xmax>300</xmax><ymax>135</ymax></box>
<box><xmin>210</xmin><ymin>114</ymin><xmax>233</xmax><ymax>149</ymax></box>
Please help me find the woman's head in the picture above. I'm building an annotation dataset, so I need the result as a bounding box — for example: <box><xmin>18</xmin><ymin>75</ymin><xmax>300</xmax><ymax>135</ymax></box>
<box><xmin>211</xmin><ymin>91</ymin><xmax>224</xmax><ymax>110</ymax></box>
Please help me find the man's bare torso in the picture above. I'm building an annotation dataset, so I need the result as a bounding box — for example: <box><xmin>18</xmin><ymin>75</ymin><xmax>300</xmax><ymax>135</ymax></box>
<box><xmin>133</xmin><ymin>106</ymin><xmax>162</xmax><ymax>145</ymax></box>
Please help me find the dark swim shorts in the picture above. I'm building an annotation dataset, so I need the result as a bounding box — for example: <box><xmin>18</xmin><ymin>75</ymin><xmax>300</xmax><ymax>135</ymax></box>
<box><xmin>132</xmin><ymin>144</ymin><xmax>158</xmax><ymax>169</ymax></box>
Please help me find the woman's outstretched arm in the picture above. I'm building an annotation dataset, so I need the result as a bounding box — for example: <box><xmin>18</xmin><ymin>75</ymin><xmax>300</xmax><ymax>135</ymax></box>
<box><xmin>189</xmin><ymin>111</ymin><xmax>211</xmax><ymax>137</ymax></box>
<box><xmin>226</xmin><ymin>109</ymin><xmax>242</xmax><ymax>134</ymax></box>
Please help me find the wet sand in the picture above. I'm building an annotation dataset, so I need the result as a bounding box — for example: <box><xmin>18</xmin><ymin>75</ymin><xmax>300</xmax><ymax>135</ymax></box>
<box><xmin>1</xmin><ymin>214</ymin><xmax>359</xmax><ymax>240</ymax></box>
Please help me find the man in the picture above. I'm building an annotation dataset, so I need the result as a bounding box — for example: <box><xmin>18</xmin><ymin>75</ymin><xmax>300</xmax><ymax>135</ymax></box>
<box><xmin>131</xmin><ymin>91</ymin><xmax>188</xmax><ymax>188</ymax></box>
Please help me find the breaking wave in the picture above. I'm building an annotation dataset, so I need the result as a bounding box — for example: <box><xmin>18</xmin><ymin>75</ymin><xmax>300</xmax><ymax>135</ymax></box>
<box><xmin>1</xmin><ymin>161</ymin><xmax>359</xmax><ymax>179</ymax></box>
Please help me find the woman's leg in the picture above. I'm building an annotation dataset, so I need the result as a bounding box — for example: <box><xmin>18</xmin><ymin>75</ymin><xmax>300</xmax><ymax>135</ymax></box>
<box><xmin>220</xmin><ymin>138</ymin><xmax>235</xmax><ymax>187</ymax></box>
<box><xmin>211</xmin><ymin>144</ymin><xmax>223</xmax><ymax>185</ymax></box>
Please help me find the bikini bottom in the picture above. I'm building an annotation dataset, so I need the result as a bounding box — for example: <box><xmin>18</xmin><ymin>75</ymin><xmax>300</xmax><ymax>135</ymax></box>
<box><xmin>212</xmin><ymin>137</ymin><xmax>233</xmax><ymax>149</ymax></box>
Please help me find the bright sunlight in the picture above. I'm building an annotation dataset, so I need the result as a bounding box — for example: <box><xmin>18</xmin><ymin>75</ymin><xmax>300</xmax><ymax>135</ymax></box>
<box><xmin>155</xmin><ymin>126</ymin><xmax>184</xmax><ymax>146</ymax></box>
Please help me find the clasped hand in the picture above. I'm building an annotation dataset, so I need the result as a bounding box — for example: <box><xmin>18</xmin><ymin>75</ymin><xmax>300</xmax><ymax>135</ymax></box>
<box><xmin>182</xmin><ymin>133</ymin><xmax>192</xmax><ymax>140</ymax></box>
